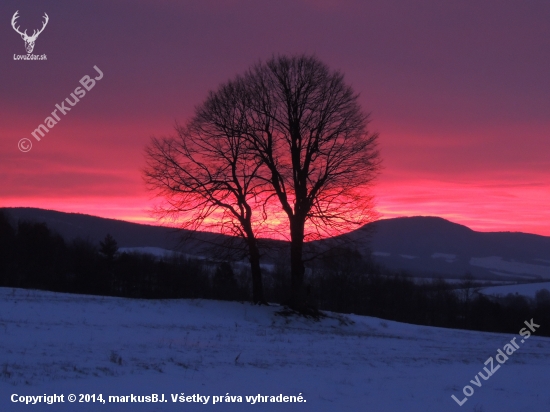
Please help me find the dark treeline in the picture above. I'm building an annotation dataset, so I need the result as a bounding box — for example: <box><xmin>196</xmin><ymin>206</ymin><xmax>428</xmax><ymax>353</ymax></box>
<box><xmin>0</xmin><ymin>211</ymin><xmax>548</xmax><ymax>337</ymax></box>
<box><xmin>0</xmin><ymin>212</ymin><xmax>247</xmax><ymax>301</ymax></box>
<box><xmin>305</xmin><ymin>247</ymin><xmax>550</xmax><ymax>337</ymax></box>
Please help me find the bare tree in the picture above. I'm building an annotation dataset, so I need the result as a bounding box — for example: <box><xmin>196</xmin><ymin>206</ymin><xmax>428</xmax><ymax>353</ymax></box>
<box><xmin>241</xmin><ymin>55</ymin><xmax>381</xmax><ymax>310</ymax></box>
<box><xmin>143</xmin><ymin>80</ymin><xmax>268</xmax><ymax>304</ymax></box>
<box><xmin>144</xmin><ymin>55</ymin><xmax>380</xmax><ymax>311</ymax></box>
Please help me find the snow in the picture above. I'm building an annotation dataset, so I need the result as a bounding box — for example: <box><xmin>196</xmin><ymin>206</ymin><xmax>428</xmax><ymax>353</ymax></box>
<box><xmin>411</xmin><ymin>278</ymin><xmax>515</xmax><ymax>285</ymax></box>
<box><xmin>0</xmin><ymin>287</ymin><xmax>549</xmax><ymax>411</ymax></box>
<box><xmin>431</xmin><ymin>253</ymin><xmax>457</xmax><ymax>263</ymax></box>
<box><xmin>118</xmin><ymin>247</ymin><xmax>179</xmax><ymax>258</ymax></box>
<box><xmin>478</xmin><ymin>282</ymin><xmax>550</xmax><ymax>299</ymax></box>
<box><xmin>372</xmin><ymin>251</ymin><xmax>391</xmax><ymax>257</ymax></box>
<box><xmin>399</xmin><ymin>254</ymin><xmax>417</xmax><ymax>259</ymax></box>
<box><xmin>470</xmin><ymin>256</ymin><xmax>550</xmax><ymax>278</ymax></box>
<box><xmin>117</xmin><ymin>247</ymin><xmax>208</xmax><ymax>262</ymax></box>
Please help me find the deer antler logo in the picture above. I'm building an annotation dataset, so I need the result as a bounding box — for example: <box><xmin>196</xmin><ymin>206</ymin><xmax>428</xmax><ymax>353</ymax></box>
<box><xmin>11</xmin><ymin>11</ymin><xmax>49</xmax><ymax>54</ymax></box>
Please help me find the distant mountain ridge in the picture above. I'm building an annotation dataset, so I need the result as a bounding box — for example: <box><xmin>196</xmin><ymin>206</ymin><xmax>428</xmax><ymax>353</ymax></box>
<box><xmin>2</xmin><ymin>208</ymin><xmax>549</xmax><ymax>281</ymax></box>
<box><xmin>348</xmin><ymin>216</ymin><xmax>550</xmax><ymax>280</ymax></box>
<box><xmin>1</xmin><ymin>207</ymin><xmax>236</xmax><ymax>257</ymax></box>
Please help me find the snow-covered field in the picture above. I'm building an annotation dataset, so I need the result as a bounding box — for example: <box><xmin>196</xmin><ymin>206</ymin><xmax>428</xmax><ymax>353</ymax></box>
<box><xmin>470</xmin><ymin>256</ymin><xmax>550</xmax><ymax>279</ymax></box>
<box><xmin>478</xmin><ymin>282</ymin><xmax>550</xmax><ymax>299</ymax></box>
<box><xmin>118</xmin><ymin>247</ymin><xmax>180</xmax><ymax>258</ymax></box>
<box><xmin>0</xmin><ymin>288</ymin><xmax>549</xmax><ymax>412</ymax></box>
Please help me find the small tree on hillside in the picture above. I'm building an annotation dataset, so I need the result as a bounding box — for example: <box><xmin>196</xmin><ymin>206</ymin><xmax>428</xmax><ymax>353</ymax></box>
<box><xmin>0</xmin><ymin>211</ymin><xmax>16</xmax><ymax>286</ymax></box>
<box><xmin>99</xmin><ymin>234</ymin><xmax>118</xmax><ymax>261</ymax></box>
<box><xmin>213</xmin><ymin>262</ymin><xmax>240</xmax><ymax>301</ymax></box>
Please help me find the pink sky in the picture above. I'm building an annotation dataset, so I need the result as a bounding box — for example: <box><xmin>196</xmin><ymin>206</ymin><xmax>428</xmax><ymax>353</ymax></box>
<box><xmin>1</xmin><ymin>0</ymin><xmax>549</xmax><ymax>236</ymax></box>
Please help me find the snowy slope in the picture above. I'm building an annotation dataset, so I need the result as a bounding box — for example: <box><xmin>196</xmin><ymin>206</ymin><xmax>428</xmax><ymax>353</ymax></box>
<box><xmin>118</xmin><ymin>247</ymin><xmax>179</xmax><ymax>258</ymax></box>
<box><xmin>478</xmin><ymin>282</ymin><xmax>550</xmax><ymax>299</ymax></box>
<box><xmin>0</xmin><ymin>288</ymin><xmax>549</xmax><ymax>412</ymax></box>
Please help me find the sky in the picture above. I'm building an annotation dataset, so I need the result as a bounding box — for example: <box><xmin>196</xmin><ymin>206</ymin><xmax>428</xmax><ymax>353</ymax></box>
<box><xmin>1</xmin><ymin>0</ymin><xmax>549</xmax><ymax>236</ymax></box>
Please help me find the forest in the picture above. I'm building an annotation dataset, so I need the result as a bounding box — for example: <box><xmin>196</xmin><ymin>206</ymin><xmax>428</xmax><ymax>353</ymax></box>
<box><xmin>1</xmin><ymin>210</ymin><xmax>548</xmax><ymax>337</ymax></box>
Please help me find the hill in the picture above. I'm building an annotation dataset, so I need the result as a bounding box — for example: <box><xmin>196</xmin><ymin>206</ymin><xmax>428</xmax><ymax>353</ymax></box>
<box><xmin>357</xmin><ymin>216</ymin><xmax>550</xmax><ymax>280</ymax></box>
<box><xmin>3</xmin><ymin>208</ymin><xmax>550</xmax><ymax>280</ymax></box>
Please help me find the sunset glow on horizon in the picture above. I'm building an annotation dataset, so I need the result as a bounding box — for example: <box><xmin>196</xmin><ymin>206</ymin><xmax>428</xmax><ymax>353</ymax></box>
<box><xmin>2</xmin><ymin>1</ymin><xmax>549</xmax><ymax>237</ymax></box>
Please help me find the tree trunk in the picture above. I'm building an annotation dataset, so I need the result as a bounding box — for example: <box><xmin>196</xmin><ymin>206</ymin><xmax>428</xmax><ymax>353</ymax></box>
<box><xmin>288</xmin><ymin>218</ymin><xmax>306</xmax><ymax>309</ymax></box>
<box><xmin>244</xmin><ymin>223</ymin><xmax>266</xmax><ymax>305</ymax></box>
<box><xmin>248</xmin><ymin>241</ymin><xmax>266</xmax><ymax>304</ymax></box>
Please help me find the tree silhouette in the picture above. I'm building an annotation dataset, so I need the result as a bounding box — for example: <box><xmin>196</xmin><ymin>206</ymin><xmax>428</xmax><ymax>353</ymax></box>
<box><xmin>99</xmin><ymin>234</ymin><xmax>118</xmax><ymax>261</ymax></box>
<box><xmin>242</xmin><ymin>55</ymin><xmax>381</xmax><ymax>310</ymax></box>
<box><xmin>0</xmin><ymin>211</ymin><xmax>15</xmax><ymax>285</ymax></box>
<box><xmin>143</xmin><ymin>81</ymin><xmax>268</xmax><ymax>304</ymax></box>
<box><xmin>213</xmin><ymin>262</ymin><xmax>239</xmax><ymax>301</ymax></box>
<box><xmin>144</xmin><ymin>54</ymin><xmax>380</xmax><ymax>310</ymax></box>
